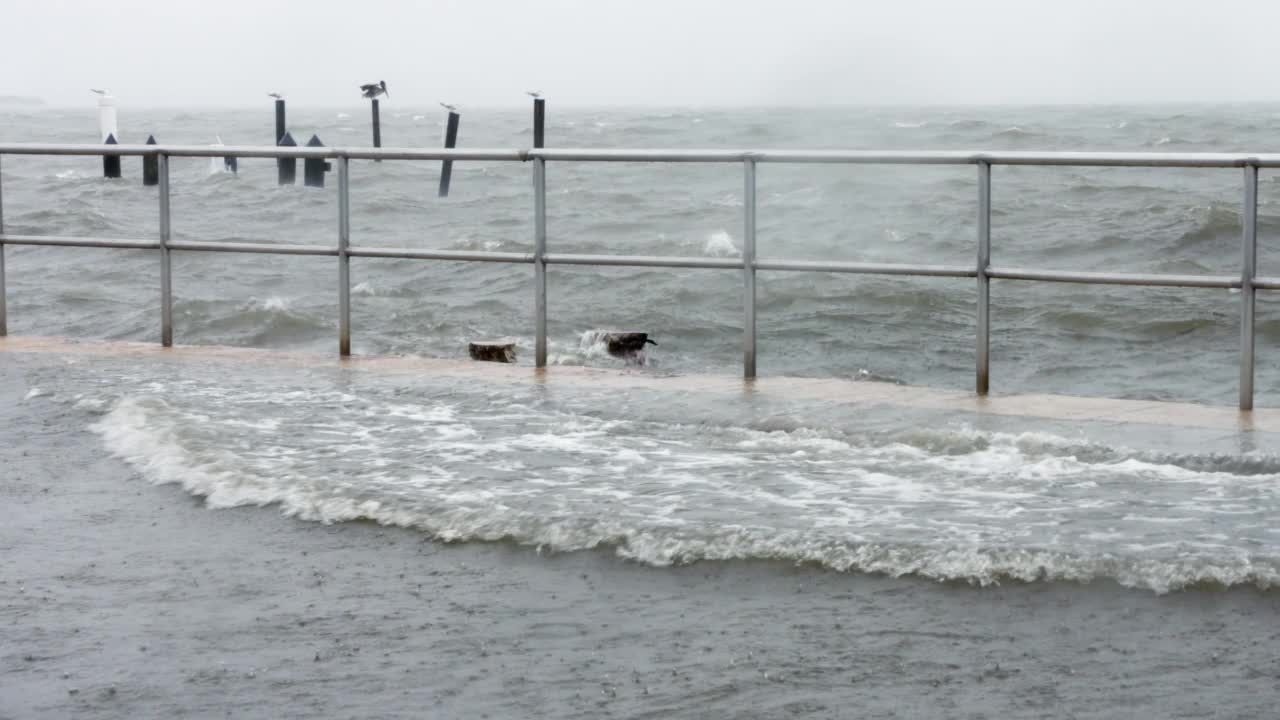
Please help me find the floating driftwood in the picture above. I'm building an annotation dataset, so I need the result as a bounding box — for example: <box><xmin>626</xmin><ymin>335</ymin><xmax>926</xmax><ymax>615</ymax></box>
<box><xmin>469</xmin><ymin>340</ymin><xmax>516</xmax><ymax>363</ymax></box>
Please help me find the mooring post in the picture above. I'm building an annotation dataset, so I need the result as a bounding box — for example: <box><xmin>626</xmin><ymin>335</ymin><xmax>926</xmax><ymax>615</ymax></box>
<box><xmin>274</xmin><ymin>98</ymin><xmax>287</xmax><ymax>179</ymax></box>
<box><xmin>278</xmin><ymin>131</ymin><xmax>297</xmax><ymax>185</ymax></box>
<box><xmin>142</xmin><ymin>135</ymin><xmax>158</xmax><ymax>186</ymax></box>
<box><xmin>533</xmin><ymin>97</ymin><xmax>546</xmax><ymax>149</ymax></box>
<box><xmin>370</xmin><ymin>98</ymin><xmax>382</xmax><ymax>162</ymax></box>
<box><xmin>304</xmin><ymin>135</ymin><xmax>331</xmax><ymax>188</ymax></box>
<box><xmin>438</xmin><ymin>110</ymin><xmax>460</xmax><ymax>198</ymax></box>
<box><xmin>103</xmin><ymin>134</ymin><xmax>122</xmax><ymax>179</ymax></box>
<box><xmin>224</xmin><ymin>154</ymin><xmax>238</xmax><ymax>174</ymax></box>
<box><xmin>158</xmin><ymin>153</ymin><xmax>173</xmax><ymax>347</ymax></box>
<box><xmin>977</xmin><ymin>161</ymin><xmax>991</xmax><ymax>396</ymax></box>
<box><xmin>274</xmin><ymin>99</ymin><xmax>286</xmax><ymax>144</ymax></box>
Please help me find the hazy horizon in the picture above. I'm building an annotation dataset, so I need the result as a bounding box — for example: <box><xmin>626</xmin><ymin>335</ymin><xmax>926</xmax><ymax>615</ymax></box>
<box><xmin>6</xmin><ymin>0</ymin><xmax>1279</xmax><ymax>109</ymax></box>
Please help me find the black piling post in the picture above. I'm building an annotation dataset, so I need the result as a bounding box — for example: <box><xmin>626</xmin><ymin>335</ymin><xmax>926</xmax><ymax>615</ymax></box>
<box><xmin>438</xmin><ymin>111</ymin><xmax>460</xmax><ymax>198</ymax></box>
<box><xmin>278</xmin><ymin>131</ymin><xmax>297</xmax><ymax>186</ymax></box>
<box><xmin>533</xmin><ymin>98</ymin><xmax>545</xmax><ymax>149</ymax></box>
<box><xmin>143</xmin><ymin>135</ymin><xmax>159</xmax><ymax>186</ymax></box>
<box><xmin>303</xmin><ymin>135</ymin><xmax>331</xmax><ymax>188</ymax></box>
<box><xmin>224</xmin><ymin>155</ymin><xmax>238</xmax><ymax>174</ymax></box>
<box><xmin>274</xmin><ymin>98</ymin><xmax>287</xmax><ymax>179</ymax></box>
<box><xmin>274</xmin><ymin>99</ymin><xmax>286</xmax><ymax>144</ymax></box>
<box><xmin>103</xmin><ymin>133</ymin><xmax>121</xmax><ymax>179</ymax></box>
<box><xmin>371</xmin><ymin>98</ymin><xmax>382</xmax><ymax>162</ymax></box>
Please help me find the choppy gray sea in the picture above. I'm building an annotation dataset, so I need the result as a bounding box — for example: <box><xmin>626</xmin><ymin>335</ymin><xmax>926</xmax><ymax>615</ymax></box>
<box><xmin>4</xmin><ymin>107</ymin><xmax>1280</xmax><ymax>593</ymax></box>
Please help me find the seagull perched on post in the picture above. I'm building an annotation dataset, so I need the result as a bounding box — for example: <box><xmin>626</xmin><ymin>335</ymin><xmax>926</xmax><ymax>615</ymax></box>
<box><xmin>90</xmin><ymin>88</ymin><xmax>109</xmax><ymax>95</ymax></box>
<box><xmin>525</xmin><ymin>91</ymin><xmax>542</xmax><ymax>99</ymax></box>
<box><xmin>360</xmin><ymin>81</ymin><xmax>389</xmax><ymax>100</ymax></box>
<box><xmin>439</xmin><ymin>102</ymin><xmax>459</xmax><ymax>113</ymax></box>
<box><xmin>267</xmin><ymin>92</ymin><xmax>283</xmax><ymax>100</ymax></box>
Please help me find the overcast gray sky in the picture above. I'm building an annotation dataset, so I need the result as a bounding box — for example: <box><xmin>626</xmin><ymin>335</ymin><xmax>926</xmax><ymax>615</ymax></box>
<box><xmin>5</xmin><ymin>0</ymin><xmax>1278</xmax><ymax>107</ymax></box>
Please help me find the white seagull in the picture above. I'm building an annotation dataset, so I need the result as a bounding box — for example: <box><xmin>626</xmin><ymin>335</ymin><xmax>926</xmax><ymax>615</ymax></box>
<box><xmin>267</xmin><ymin>92</ymin><xmax>283</xmax><ymax>100</ymax></box>
<box><xmin>525</xmin><ymin>91</ymin><xmax>542</xmax><ymax>99</ymax></box>
<box><xmin>439</xmin><ymin>102</ymin><xmax>459</xmax><ymax>113</ymax></box>
<box><xmin>90</xmin><ymin>88</ymin><xmax>109</xmax><ymax>95</ymax></box>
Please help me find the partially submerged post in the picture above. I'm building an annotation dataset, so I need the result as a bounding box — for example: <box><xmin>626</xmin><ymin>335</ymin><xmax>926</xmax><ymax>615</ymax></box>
<box><xmin>469</xmin><ymin>340</ymin><xmax>517</xmax><ymax>363</ymax></box>
<box><xmin>142</xmin><ymin>135</ymin><xmax>158</xmax><ymax>186</ymax></box>
<box><xmin>224</xmin><ymin>155</ymin><xmax>238</xmax><ymax>174</ymax></box>
<box><xmin>273</xmin><ymin>97</ymin><xmax>288</xmax><ymax>179</ymax></box>
<box><xmin>277</xmin><ymin>131</ymin><xmax>297</xmax><ymax>185</ymax></box>
<box><xmin>533</xmin><ymin>96</ymin><xmax>546</xmax><ymax>148</ymax></box>
<box><xmin>438</xmin><ymin>107</ymin><xmax>460</xmax><ymax>197</ymax></box>
<box><xmin>103</xmin><ymin>134</ymin><xmax>121</xmax><ymax>179</ymax></box>
<box><xmin>303</xmin><ymin>135</ymin><xmax>331</xmax><ymax>188</ymax></box>
<box><xmin>370</xmin><ymin>98</ymin><xmax>382</xmax><ymax>162</ymax></box>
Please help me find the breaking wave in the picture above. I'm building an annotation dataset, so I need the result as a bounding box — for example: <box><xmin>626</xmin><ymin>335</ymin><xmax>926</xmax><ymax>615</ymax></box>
<box><xmin>89</xmin><ymin>391</ymin><xmax>1280</xmax><ymax>595</ymax></box>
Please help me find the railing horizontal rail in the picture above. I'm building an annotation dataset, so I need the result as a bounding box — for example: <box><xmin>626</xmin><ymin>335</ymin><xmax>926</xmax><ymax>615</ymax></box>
<box><xmin>4</xmin><ymin>143</ymin><xmax>1280</xmax><ymax>168</ymax></box>
<box><xmin>0</xmin><ymin>234</ymin><xmax>160</xmax><ymax>250</ymax></box>
<box><xmin>988</xmin><ymin>267</ymin><xmax>1240</xmax><ymax>289</ymax></box>
<box><xmin>1254</xmin><ymin>277</ymin><xmax>1280</xmax><ymax>291</ymax></box>
<box><xmin>348</xmin><ymin>247</ymin><xmax>534</xmax><ymax>263</ymax></box>
<box><xmin>167</xmin><ymin>240</ymin><xmax>338</xmax><ymax>256</ymax></box>
<box><xmin>756</xmin><ymin>259</ymin><xmax>975</xmax><ymax>277</ymax></box>
<box><xmin>545</xmin><ymin>253</ymin><xmax>743</xmax><ymax>269</ymax></box>
<box><xmin>0</xmin><ymin>144</ymin><xmax>528</xmax><ymax>162</ymax></box>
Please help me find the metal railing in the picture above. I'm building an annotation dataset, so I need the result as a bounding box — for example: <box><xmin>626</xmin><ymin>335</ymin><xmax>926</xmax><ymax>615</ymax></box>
<box><xmin>0</xmin><ymin>143</ymin><xmax>1275</xmax><ymax>409</ymax></box>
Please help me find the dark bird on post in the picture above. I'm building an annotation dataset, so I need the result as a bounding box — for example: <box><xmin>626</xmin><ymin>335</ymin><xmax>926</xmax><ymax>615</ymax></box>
<box><xmin>360</xmin><ymin>81</ymin><xmax>389</xmax><ymax>100</ymax></box>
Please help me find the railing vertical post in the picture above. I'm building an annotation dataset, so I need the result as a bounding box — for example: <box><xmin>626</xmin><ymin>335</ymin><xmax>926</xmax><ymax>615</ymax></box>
<box><xmin>534</xmin><ymin>157</ymin><xmax>548</xmax><ymax>367</ymax></box>
<box><xmin>976</xmin><ymin>161</ymin><xmax>991</xmax><ymax>395</ymax></box>
<box><xmin>743</xmin><ymin>158</ymin><xmax>757</xmax><ymax>379</ymax></box>
<box><xmin>1240</xmin><ymin>164</ymin><xmax>1259</xmax><ymax>410</ymax></box>
<box><xmin>0</xmin><ymin>154</ymin><xmax>6</xmax><ymax>337</ymax></box>
<box><xmin>158</xmin><ymin>153</ymin><xmax>173</xmax><ymax>347</ymax></box>
<box><xmin>338</xmin><ymin>156</ymin><xmax>351</xmax><ymax>356</ymax></box>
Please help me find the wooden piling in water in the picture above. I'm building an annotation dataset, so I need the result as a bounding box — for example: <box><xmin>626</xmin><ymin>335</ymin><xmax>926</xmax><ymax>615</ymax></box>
<box><xmin>103</xmin><ymin>134</ymin><xmax>121</xmax><ymax>179</ymax></box>
<box><xmin>438</xmin><ymin>111</ymin><xmax>460</xmax><ymax>197</ymax></box>
<box><xmin>303</xmin><ymin>135</ymin><xmax>330</xmax><ymax>188</ymax></box>
<box><xmin>371</xmin><ymin>98</ymin><xmax>382</xmax><ymax>162</ymax></box>
<box><xmin>143</xmin><ymin>135</ymin><xmax>158</xmax><ymax>186</ymax></box>
<box><xmin>274</xmin><ymin>98</ymin><xmax>288</xmax><ymax>180</ymax></box>
<box><xmin>278</xmin><ymin>131</ymin><xmax>297</xmax><ymax>185</ymax></box>
<box><xmin>533</xmin><ymin>98</ymin><xmax>546</xmax><ymax>149</ymax></box>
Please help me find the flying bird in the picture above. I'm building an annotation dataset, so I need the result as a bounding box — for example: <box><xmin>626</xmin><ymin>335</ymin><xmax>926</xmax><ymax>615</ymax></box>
<box><xmin>525</xmin><ymin>91</ymin><xmax>542</xmax><ymax>99</ymax></box>
<box><xmin>360</xmin><ymin>81</ymin><xmax>389</xmax><ymax>100</ymax></box>
<box><xmin>267</xmin><ymin>92</ymin><xmax>283</xmax><ymax>100</ymax></box>
<box><xmin>90</xmin><ymin>88</ymin><xmax>108</xmax><ymax>95</ymax></box>
<box><xmin>439</xmin><ymin>102</ymin><xmax>459</xmax><ymax>113</ymax></box>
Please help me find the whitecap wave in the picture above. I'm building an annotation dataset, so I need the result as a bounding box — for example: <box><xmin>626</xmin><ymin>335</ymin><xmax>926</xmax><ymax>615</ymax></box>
<box><xmin>88</xmin><ymin>390</ymin><xmax>1280</xmax><ymax>595</ymax></box>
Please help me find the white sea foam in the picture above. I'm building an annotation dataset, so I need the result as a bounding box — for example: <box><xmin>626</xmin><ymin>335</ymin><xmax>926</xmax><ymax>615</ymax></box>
<box><xmin>703</xmin><ymin>230</ymin><xmax>739</xmax><ymax>257</ymax></box>
<box><xmin>87</xmin><ymin>384</ymin><xmax>1280</xmax><ymax>595</ymax></box>
<box><xmin>24</xmin><ymin>387</ymin><xmax>46</xmax><ymax>400</ymax></box>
